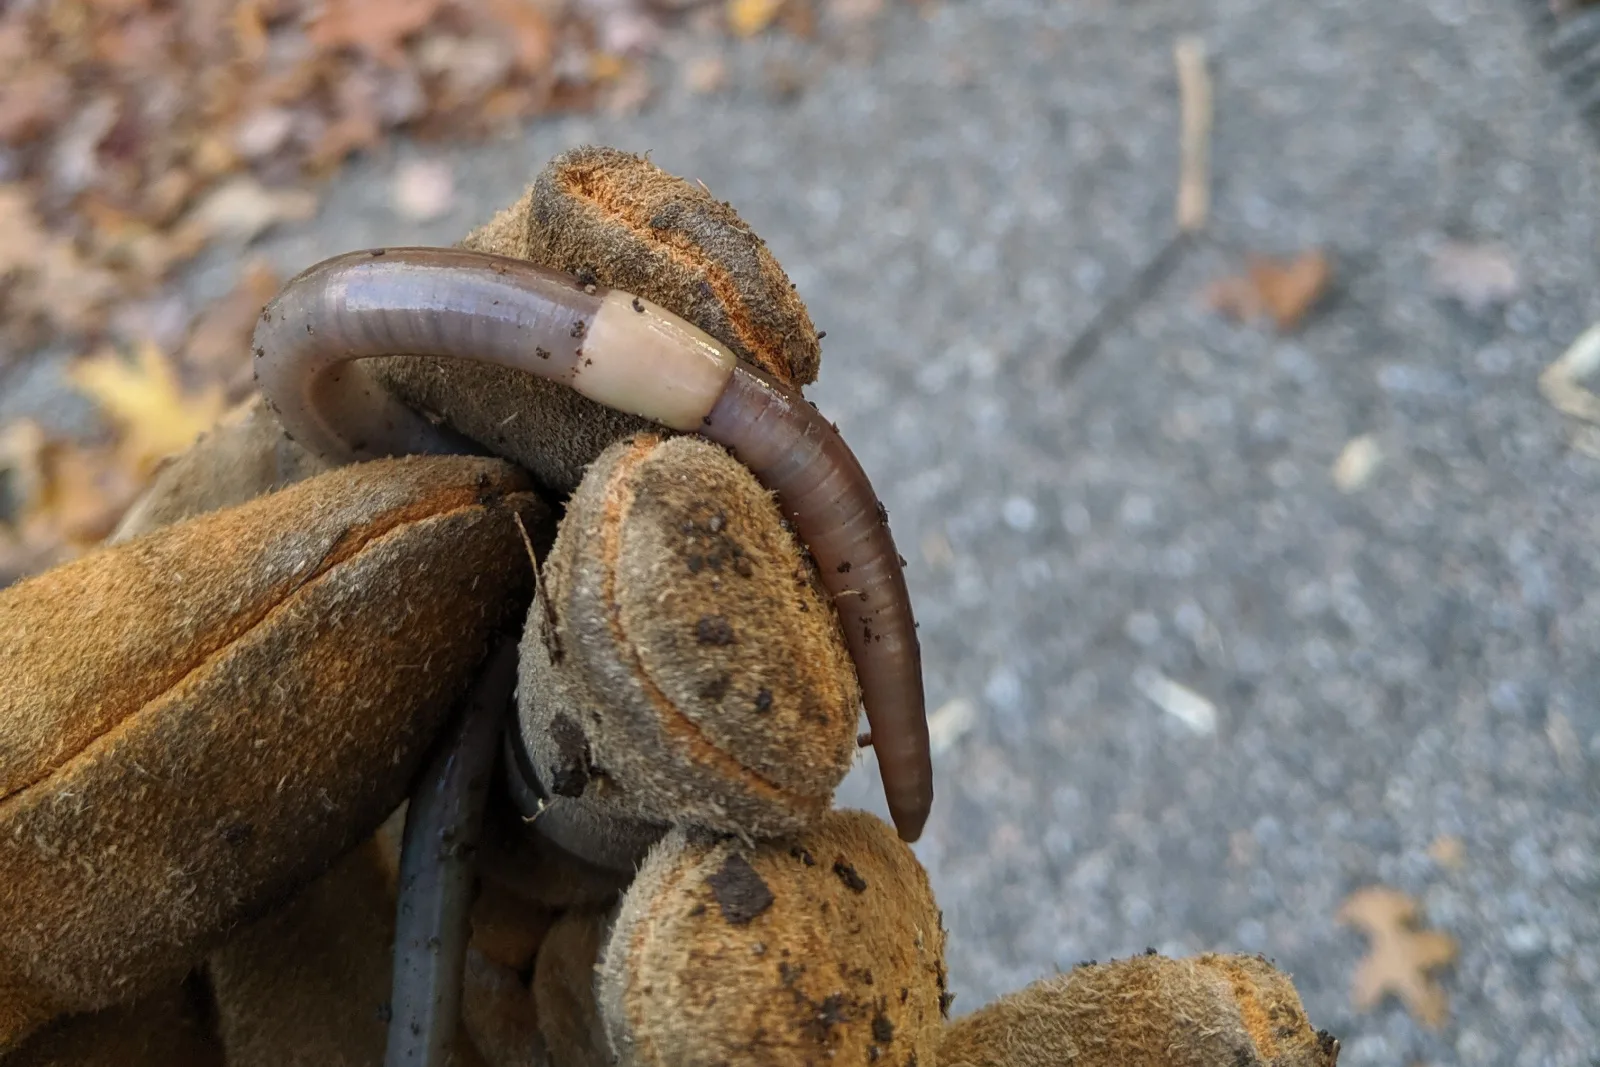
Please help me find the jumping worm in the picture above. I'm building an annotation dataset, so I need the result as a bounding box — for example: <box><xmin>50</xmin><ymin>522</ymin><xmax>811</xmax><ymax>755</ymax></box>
<box><xmin>385</xmin><ymin>637</ymin><xmax>518</xmax><ymax>1067</ymax></box>
<box><xmin>251</xmin><ymin>247</ymin><xmax>932</xmax><ymax>841</ymax></box>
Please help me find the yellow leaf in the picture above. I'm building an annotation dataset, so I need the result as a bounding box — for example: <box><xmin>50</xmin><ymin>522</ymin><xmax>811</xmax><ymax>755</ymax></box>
<box><xmin>0</xmin><ymin>419</ymin><xmax>142</xmax><ymax>581</ymax></box>
<box><xmin>68</xmin><ymin>342</ymin><xmax>226</xmax><ymax>476</ymax></box>
<box><xmin>727</xmin><ymin>0</ymin><xmax>784</xmax><ymax>37</ymax></box>
<box><xmin>589</xmin><ymin>52</ymin><xmax>626</xmax><ymax>82</ymax></box>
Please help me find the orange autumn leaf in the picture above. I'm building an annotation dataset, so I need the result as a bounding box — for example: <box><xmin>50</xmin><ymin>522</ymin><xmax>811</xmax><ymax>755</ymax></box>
<box><xmin>0</xmin><ymin>0</ymin><xmax>839</xmax><ymax>401</ymax></box>
<box><xmin>0</xmin><ymin>419</ymin><xmax>142</xmax><ymax>583</ymax></box>
<box><xmin>727</xmin><ymin>0</ymin><xmax>785</xmax><ymax>37</ymax></box>
<box><xmin>306</xmin><ymin>0</ymin><xmax>446</xmax><ymax>65</ymax></box>
<box><xmin>1205</xmin><ymin>249</ymin><xmax>1332</xmax><ymax>333</ymax></box>
<box><xmin>485</xmin><ymin>0</ymin><xmax>557</xmax><ymax>71</ymax></box>
<box><xmin>1337</xmin><ymin>886</ymin><xmax>1458</xmax><ymax>1029</ymax></box>
<box><xmin>0</xmin><ymin>184</ymin><xmax>120</xmax><ymax>343</ymax></box>
<box><xmin>0</xmin><ymin>340</ymin><xmax>229</xmax><ymax>583</ymax></box>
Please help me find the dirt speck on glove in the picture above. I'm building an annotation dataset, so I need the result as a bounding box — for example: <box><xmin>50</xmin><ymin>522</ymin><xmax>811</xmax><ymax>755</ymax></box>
<box><xmin>936</xmin><ymin>952</ymin><xmax>1341</xmax><ymax>1067</ymax></box>
<box><xmin>597</xmin><ymin>810</ymin><xmax>947</xmax><ymax>1067</ymax></box>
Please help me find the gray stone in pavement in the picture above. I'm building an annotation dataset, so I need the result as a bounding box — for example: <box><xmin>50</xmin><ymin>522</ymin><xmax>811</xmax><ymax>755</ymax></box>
<box><xmin>182</xmin><ymin>0</ymin><xmax>1599</xmax><ymax>1063</ymax></box>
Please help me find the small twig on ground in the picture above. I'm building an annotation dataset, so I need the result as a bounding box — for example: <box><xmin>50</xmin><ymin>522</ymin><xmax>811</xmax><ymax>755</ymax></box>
<box><xmin>1174</xmin><ymin>36</ymin><xmax>1212</xmax><ymax>234</ymax></box>
<box><xmin>1054</xmin><ymin>234</ymin><xmax>1191</xmax><ymax>381</ymax></box>
<box><xmin>1055</xmin><ymin>36</ymin><xmax>1213</xmax><ymax>379</ymax></box>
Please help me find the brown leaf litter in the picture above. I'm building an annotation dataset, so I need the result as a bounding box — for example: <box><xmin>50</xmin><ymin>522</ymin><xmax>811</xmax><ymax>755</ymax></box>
<box><xmin>1337</xmin><ymin>886</ymin><xmax>1458</xmax><ymax>1029</ymax></box>
<box><xmin>1204</xmin><ymin>249</ymin><xmax>1332</xmax><ymax>333</ymax></box>
<box><xmin>1</xmin><ymin>344</ymin><xmax>229</xmax><ymax>585</ymax></box>
<box><xmin>1428</xmin><ymin>240</ymin><xmax>1520</xmax><ymax>314</ymax></box>
<box><xmin>0</xmin><ymin>0</ymin><xmax>906</xmax><ymax>587</ymax></box>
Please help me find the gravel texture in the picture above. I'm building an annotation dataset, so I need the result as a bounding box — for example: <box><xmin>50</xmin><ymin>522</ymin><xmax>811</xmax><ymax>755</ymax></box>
<box><xmin>30</xmin><ymin>0</ymin><xmax>1600</xmax><ymax>1063</ymax></box>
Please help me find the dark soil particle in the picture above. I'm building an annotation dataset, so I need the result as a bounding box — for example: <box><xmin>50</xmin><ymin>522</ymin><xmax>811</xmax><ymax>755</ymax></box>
<box><xmin>547</xmin><ymin>712</ymin><xmax>593</xmax><ymax>797</ymax></box>
<box><xmin>695</xmin><ymin>614</ymin><xmax>737</xmax><ymax>645</ymax></box>
<box><xmin>800</xmin><ymin>994</ymin><xmax>850</xmax><ymax>1043</ymax></box>
<box><xmin>832</xmin><ymin>859</ymin><xmax>868</xmax><ymax>893</ymax></box>
<box><xmin>700</xmin><ymin>672</ymin><xmax>731</xmax><ymax>702</ymax></box>
<box><xmin>707</xmin><ymin>853</ymin><xmax>775</xmax><ymax>925</ymax></box>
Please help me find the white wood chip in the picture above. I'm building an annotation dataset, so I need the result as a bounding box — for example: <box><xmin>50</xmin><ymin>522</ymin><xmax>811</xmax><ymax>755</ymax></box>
<box><xmin>927</xmin><ymin>696</ymin><xmax>978</xmax><ymax>755</ymax></box>
<box><xmin>1333</xmin><ymin>434</ymin><xmax>1382</xmax><ymax>492</ymax></box>
<box><xmin>1540</xmin><ymin>322</ymin><xmax>1600</xmax><ymax>424</ymax></box>
<box><xmin>1174</xmin><ymin>36</ymin><xmax>1212</xmax><ymax>234</ymax></box>
<box><xmin>1134</xmin><ymin>668</ymin><xmax>1217</xmax><ymax>736</ymax></box>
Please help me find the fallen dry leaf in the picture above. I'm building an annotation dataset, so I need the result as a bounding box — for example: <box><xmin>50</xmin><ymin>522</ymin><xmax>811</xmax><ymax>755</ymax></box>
<box><xmin>604</xmin><ymin>66</ymin><xmax>656</xmax><ymax>115</ymax></box>
<box><xmin>0</xmin><ymin>419</ymin><xmax>142</xmax><ymax>583</ymax></box>
<box><xmin>1427</xmin><ymin>835</ymin><xmax>1465</xmax><ymax>871</ymax></box>
<box><xmin>0</xmin><ymin>0</ymin><xmax>880</xmax><ymax>406</ymax></box>
<box><xmin>780</xmin><ymin>0</ymin><xmax>817</xmax><ymax>38</ymax></box>
<box><xmin>1338</xmin><ymin>886</ymin><xmax>1458</xmax><ymax>1029</ymax></box>
<box><xmin>1429</xmin><ymin>240</ymin><xmax>1520</xmax><ymax>314</ymax></box>
<box><xmin>0</xmin><ymin>421</ymin><xmax>51</xmax><ymax>526</ymax></box>
<box><xmin>727</xmin><ymin>0</ymin><xmax>785</xmax><ymax>36</ymax></box>
<box><xmin>180</xmin><ymin>176</ymin><xmax>320</xmax><ymax>245</ymax></box>
<box><xmin>0</xmin><ymin>185</ymin><xmax>121</xmax><ymax>346</ymax></box>
<box><xmin>68</xmin><ymin>342</ymin><xmax>227</xmax><ymax>477</ymax></box>
<box><xmin>307</xmin><ymin>0</ymin><xmax>446</xmax><ymax>65</ymax></box>
<box><xmin>485</xmin><ymin>0</ymin><xmax>558</xmax><ymax>71</ymax></box>
<box><xmin>27</xmin><ymin>441</ymin><xmax>143</xmax><ymax>548</ymax></box>
<box><xmin>1205</xmin><ymin>249</ymin><xmax>1332</xmax><ymax>333</ymax></box>
<box><xmin>828</xmin><ymin>0</ymin><xmax>886</xmax><ymax>24</ymax></box>
<box><xmin>590</xmin><ymin>51</ymin><xmax>629</xmax><ymax>83</ymax></box>
<box><xmin>683</xmin><ymin>55</ymin><xmax>730</xmax><ymax>94</ymax></box>
<box><xmin>2</xmin><ymin>339</ymin><xmax>229</xmax><ymax>582</ymax></box>
<box><xmin>0</xmin><ymin>185</ymin><xmax>51</xmax><ymax>278</ymax></box>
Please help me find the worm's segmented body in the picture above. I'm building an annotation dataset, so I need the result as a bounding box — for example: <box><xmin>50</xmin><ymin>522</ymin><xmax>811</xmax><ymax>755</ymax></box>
<box><xmin>252</xmin><ymin>247</ymin><xmax>932</xmax><ymax>839</ymax></box>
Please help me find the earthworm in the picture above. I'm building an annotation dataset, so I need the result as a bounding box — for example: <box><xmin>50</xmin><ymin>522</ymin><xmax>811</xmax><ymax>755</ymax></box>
<box><xmin>385</xmin><ymin>637</ymin><xmax>518</xmax><ymax>1067</ymax></box>
<box><xmin>252</xmin><ymin>247</ymin><xmax>932</xmax><ymax>841</ymax></box>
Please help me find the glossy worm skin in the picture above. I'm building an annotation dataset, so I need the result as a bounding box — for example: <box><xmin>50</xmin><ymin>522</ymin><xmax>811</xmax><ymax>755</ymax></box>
<box><xmin>385</xmin><ymin>638</ymin><xmax>518</xmax><ymax>1067</ymax></box>
<box><xmin>251</xmin><ymin>247</ymin><xmax>932</xmax><ymax>840</ymax></box>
